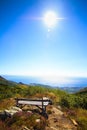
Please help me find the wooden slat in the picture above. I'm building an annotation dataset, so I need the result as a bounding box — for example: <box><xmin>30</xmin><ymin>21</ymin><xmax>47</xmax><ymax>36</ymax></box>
<box><xmin>18</xmin><ymin>100</ymin><xmax>49</xmax><ymax>106</ymax></box>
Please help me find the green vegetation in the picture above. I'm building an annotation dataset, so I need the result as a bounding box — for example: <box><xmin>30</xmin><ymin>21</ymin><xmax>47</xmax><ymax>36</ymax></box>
<box><xmin>60</xmin><ymin>93</ymin><xmax>87</xmax><ymax>109</ymax></box>
<box><xmin>0</xmin><ymin>76</ymin><xmax>87</xmax><ymax>130</ymax></box>
<box><xmin>0</xmin><ymin>76</ymin><xmax>66</xmax><ymax>103</ymax></box>
<box><xmin>60</xmin><ymin>88</ymin><xmax>87</xmax><ymax>130</ymax></box>
<box><xmin>0</xmin><ymin>111</ymin><xmax>47</xmax><ymax>130</ymax></box>
<box><xmin>5</xmin><ymin>111</ymin><xmax>46</xmax><ymax>130</ymax></box>
<box><xmin>76</xmin><ymin>109</ymin><xmax>87</xmax><ymax>130</ymax></box>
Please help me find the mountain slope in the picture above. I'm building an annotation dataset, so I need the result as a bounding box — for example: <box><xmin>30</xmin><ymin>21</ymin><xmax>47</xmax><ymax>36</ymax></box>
<box><xmin>76</xmin><ymin>87</ymin><xmax>87</xmax><ymax>95</ymax></box>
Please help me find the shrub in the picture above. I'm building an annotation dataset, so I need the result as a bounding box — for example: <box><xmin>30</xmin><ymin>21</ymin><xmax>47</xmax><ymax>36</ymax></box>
<box><xmin>77</xmin><ymin>117</ymin><xmax>87</xmax><ymax>130</ymax></box>
<box><xmin>0</xmin><ymin>120</ymin><xmax>12</xmax><ymax>130</ymax></box>
<box><xmin>5</xmin><ymin>111</ymin><xmax>47</xmax><ymax>130</ymax></box>
<box><xmin>60</xmin><ymin>93</ymin><xmax>87</xmax><ymax>109</ymax></box>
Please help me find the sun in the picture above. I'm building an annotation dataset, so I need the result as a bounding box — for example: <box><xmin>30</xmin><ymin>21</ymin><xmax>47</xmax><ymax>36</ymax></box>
<box><xmin>44</xmin><ymin>11</ymin><xmax>57</xmax><ymax>27</ymax></box>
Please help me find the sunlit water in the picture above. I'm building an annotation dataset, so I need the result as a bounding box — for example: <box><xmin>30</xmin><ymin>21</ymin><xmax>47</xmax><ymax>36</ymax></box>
<box><xmin>3</xmin><ymin>75</ymin><xmax>87</xmax><ymax>88</ymax></box>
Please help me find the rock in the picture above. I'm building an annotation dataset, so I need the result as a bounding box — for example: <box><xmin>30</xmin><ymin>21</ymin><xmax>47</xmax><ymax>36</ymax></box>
<box><xmin>22</xmin><ymin>106</ymin><xmax>29</xmax><ymax>110</ymax></box>
<box><xmin>4</xmin><ymin>109</ymin><xmax>17</xmax><ymax>116</ymax></box>
<box><xmin>43</xmin><ymin>97</ymin><xmax>49</xmax><ymax>100</ymax></box>
<box><xmin>54</xmin><ymin>118</ymin><xmax>58</xmax><ymax>123</ymax></box>
<box><xmin>35</xmin><ymin>119</ymin><xmax>40</xmax><ymax>123</ymax></box>
<box><xmin>22</xmin><ymin>126</ymin><xmax>30</xmax><ymax>130</ymax></box>
<box><xmin>71</xmin><ymin>119</ymin><xmax>78</xmax><ymax>126</ymax></box>
<box><xmin>4</xmin><ymin>106</ymin><xmax>22</xmax><ymax>117</ymax></box>
<box><xmin>57</xmin><ymin>105</ymin><xmax>61</xmax><ymax>110</ymax></box>
<box><xmin>11</xmin><ymin>106</ymin><xmax>22</xmax><ymax>111</ymax></box>
<box><xmin>27</xmin><ymin>110</ymin><xmax>33</xmax><ymax>114</ymax></box>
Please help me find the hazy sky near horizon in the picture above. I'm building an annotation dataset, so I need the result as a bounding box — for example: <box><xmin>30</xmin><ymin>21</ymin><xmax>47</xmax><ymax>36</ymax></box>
<box><xmin>0</xmin><ymin>0</ymin><xmax>87</xmax><ymax>78</ymax></box>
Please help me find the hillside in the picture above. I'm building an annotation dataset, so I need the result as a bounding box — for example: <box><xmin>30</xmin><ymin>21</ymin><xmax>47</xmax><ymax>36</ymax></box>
<box><xmin>0</xmin><ymin>75</ymin><xmax>66</xmax><ymax>101</ymax></box>
<box><xmin>0</xmin><ymin>76</ymin><xmax>17</xmax><ymax>86</ymax></box>
<box><xmin>76</xmin><ymin>87</ymin><xmax>87</xmax><ymax>95</ymax></box>
<box><xmin>0</xmin><ymin>76</ymin><xmax>87</xmax><ymax>130</ymax></box>
<box><xmin>60</xmin><ymin>86</ymin><xmax>84</xmax><ymax>93</ymax></box>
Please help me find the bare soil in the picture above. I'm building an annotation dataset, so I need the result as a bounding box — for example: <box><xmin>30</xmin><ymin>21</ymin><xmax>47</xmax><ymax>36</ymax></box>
<box><xmin>46</xmin><ymin>106</ymin><xmax>77</xmax><ymax>130</ymax></box>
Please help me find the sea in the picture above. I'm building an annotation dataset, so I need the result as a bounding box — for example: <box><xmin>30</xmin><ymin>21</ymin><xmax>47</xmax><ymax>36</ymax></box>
<box><xmin>2</xmin><ymin>75</ymin><xmax>87</xmax><ymax>88</ymax></box>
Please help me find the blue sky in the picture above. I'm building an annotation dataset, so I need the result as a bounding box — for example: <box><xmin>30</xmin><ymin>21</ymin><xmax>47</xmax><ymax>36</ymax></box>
<box><xmin>0</xmin><ymin>0</ymin><xmax>87</xmax><ymax>80</ymax></box>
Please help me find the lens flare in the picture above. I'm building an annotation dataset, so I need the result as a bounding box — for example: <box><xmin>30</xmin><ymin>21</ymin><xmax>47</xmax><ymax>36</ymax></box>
<box><xmin>44</xmin><ymin>11</ymin><xmax>57</xmax><ymax>27</ymax></box>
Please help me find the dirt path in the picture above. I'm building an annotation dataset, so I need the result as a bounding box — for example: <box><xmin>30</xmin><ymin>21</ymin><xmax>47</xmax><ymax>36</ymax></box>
<box><xmin>46</xmin><ymin>106</ymin><xmax>77</xmax><ymax>130</ymax></box>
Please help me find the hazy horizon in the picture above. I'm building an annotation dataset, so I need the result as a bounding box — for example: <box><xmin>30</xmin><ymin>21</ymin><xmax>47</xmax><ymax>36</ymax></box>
<box><xmin>2</xmin><ymin>74</ymin><xmax>87</xmax><ymax>88</ymax></box>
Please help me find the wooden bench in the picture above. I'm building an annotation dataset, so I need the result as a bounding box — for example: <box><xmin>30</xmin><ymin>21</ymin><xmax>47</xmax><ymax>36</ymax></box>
<box><xmin>15</xmin><ymin>97</ymin><xmax>52</xmax><ymax>118</ymax></box>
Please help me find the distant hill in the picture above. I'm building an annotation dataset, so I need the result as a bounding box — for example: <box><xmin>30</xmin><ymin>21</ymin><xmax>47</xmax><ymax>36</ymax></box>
<box><xmin>0</xmin><ymin>75</ymin><xmax>8</xmax><ymax>85</ymax></box>
<box><xmin>59</xmin><ymin>86</ymin><xmax>84</xmax><ymax>93</ymax></box>
<box><xmin>0</xmin><ymin>75</ymin><xmax>65</xmax><ymax>101</ymax></box>
<box><xmin>0</xmin><ymin>75</ymin><xmax>6</xmax><ymax>80</ymax></box>
<box><xmin>76</xmin><ymin>87</ymin><xmax>87</xmax><ymax>95</ymax></box>
<box><xmin>0</xmin><ymin>76</ymin><xmax>18</xmax><ymax>100</ymax></box>
<box><xmin>0</xmin><ymin>75</ymin><xmax>87</xmax><ymax>105</ymax></box>
<box><xmin>0</xmin><ymin>75</ymin><xmax>17</xmax><ymax>86</ymax></box>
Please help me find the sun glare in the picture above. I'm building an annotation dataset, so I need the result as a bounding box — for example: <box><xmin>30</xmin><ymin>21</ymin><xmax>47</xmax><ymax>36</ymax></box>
<box><xmin>44</xmin><ymin>11</ymin><xmax>57</xmax><ymax>27</ymax></box>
